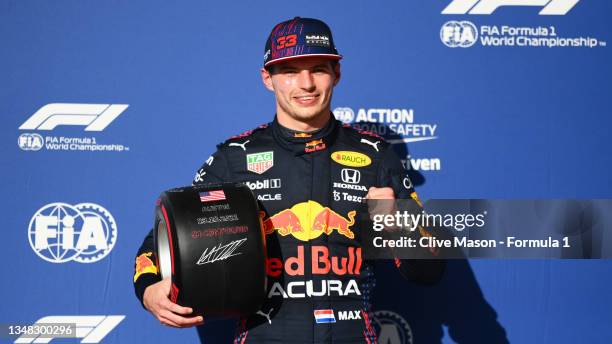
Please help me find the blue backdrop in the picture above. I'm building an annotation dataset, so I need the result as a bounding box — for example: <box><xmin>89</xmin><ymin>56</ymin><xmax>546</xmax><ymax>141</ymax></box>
<box><xmin>2</xmin><ymin>1</ymin><xmax>611</xmax><ymax>343</ymax></box>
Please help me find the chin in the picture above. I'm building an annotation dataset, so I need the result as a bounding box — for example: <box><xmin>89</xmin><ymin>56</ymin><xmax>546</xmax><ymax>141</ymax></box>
<box><xmin>298</xmin><ymin>113</ymin><xmax>325</xmax><ymax>123</ymax></box>
<box><xmin>290</xmin><ymin>109</ymin><xmax>320</xmax><ymax>120</ymax></box>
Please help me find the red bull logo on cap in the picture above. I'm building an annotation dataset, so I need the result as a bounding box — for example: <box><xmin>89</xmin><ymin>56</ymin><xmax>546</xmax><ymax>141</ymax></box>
<box><xmin>263</xmin><ymin>200</ymin><xmax>356</xmax><ymax>241</ymax></box>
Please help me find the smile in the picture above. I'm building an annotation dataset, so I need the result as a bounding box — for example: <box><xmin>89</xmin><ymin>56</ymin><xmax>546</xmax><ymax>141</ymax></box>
<box><xmin>293</xmin><ymin>95</ymin><xmax>319</xmax><ymax>105</ymax></box>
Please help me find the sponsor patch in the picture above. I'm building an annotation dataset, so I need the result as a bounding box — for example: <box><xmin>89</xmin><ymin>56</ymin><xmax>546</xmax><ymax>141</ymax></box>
<box><xmin>306</xmin><ymin>33</ymin><xmax>331</xmax><ymax>47</ymax></box>
<box><xmin>134</xmin><ymin>252</ymin><xmax>158</xmax><ymax>282</ymax></box>
<box><xmin>245</xmin><ymin>178</ymin><xmax>281</xmax><ymax>190</ymax></box>
<box><xmin>258</xmin><ymin>193</ymin><xmax>282</xmax><ymax>201</ymax></box>
<box><xmin>331</xmin><ymin>151</ymin><xmax>371</xmax><ymax>167</ymax></box>
<box><xmin>247</xmin><ymin>151</ymin><xmax>274</xmax><ymax>174</ymax></box>
<box><xmin>341</xmin><ymin>168</ymin><xmax>361</xmax><ymax>184</ymax></box>
<box><xmin>262</xmin><ymin>201</ymin><xmax>356</xmax><ymax>240</ymax></box>
<box><xmin>305</xmin><ymin>139</ymin><xmax>326</xmax><ymax>153</ymax></box>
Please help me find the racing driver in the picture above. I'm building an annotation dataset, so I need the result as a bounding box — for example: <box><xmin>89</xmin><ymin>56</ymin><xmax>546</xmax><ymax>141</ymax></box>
<box><xmin>134</xmin><ymin>17</ymin><xmax>445</xmax><ymax>343</ymax></box>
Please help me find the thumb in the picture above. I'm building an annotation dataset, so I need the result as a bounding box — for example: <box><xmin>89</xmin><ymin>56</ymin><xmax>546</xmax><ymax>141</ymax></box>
<box><xmin>161</xmin><ymin>277</ymin><xmax>172</xmax><ymax>295</ymax></box>
<box><xmin>365</xmin><ymin>186</ymin><xmax>376</xmax><ymax>199</ymax></box>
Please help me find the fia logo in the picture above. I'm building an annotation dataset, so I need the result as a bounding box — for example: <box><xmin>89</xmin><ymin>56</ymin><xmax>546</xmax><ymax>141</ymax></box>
<box><xmin>333</xmin><ymin>107</ymin><xmax>355</xmax><ymax>124</ymax></box>
<box><xmin>18</xmin><ymin>133</ymin><xmax>44</xmax><ymax>151</ymax></box>
<box><xmin>440</xmin><ymin>21</ymin><xmax>478</xmax><ymax>48</ymax></box>
<box><xmin>28</xmin><ymin>202</ymin><xmax>118</xmax><ymax>263</ymax></box>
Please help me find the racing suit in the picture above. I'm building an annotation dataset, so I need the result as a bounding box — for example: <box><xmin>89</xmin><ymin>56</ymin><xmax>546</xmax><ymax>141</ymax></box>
<box><xmin>134</xmin><ymin>115</ymin><xmax>444</xmax><ymax>343</ymax></box>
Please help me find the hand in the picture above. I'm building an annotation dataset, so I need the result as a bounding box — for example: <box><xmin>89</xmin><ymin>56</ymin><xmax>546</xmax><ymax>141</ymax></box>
<box><xmin>143</xmin><ymin>277</ymin><xmax>204</xmax><ymax>328</ymax></box>
<box><xmin>364</xmin><ymin>187</ymin><xmax>395</xmax><ymax>200</ymax></box>
<box><xmin>365</xmin><ymin>187</ymin><xmax>397</xmax><ymax>220</ymax></box>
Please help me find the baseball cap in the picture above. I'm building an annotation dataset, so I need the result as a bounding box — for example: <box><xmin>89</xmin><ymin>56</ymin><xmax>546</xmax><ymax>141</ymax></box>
<box><xmin>264</xmin><ymin>17</ymin><xmax>342</xmax><ymax>68</ymax></box>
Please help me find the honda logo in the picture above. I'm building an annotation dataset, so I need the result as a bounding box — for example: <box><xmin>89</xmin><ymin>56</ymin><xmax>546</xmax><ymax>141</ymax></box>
<box><xmin>341</xmin><ymin>169</ymin><xmax>361</xmax><ymax>184</ymax></box>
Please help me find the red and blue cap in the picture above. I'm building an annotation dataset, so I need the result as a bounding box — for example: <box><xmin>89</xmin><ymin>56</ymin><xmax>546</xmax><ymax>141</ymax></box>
<box><xmin>264</xmin><ymin>17</ymin><xmax>342</xmax><ymax>68</ymax></box>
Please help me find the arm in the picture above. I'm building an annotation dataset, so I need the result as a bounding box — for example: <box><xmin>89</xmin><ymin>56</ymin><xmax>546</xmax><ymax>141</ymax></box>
<box><xmin>370</xmin><ymin>147</ymin><xmax>446</xmax><ymax>285</ymax></box>
<box><xmin>133</xmin><ymin>147</ymin><xmax>232</xmax><ymax>327</ymax></box>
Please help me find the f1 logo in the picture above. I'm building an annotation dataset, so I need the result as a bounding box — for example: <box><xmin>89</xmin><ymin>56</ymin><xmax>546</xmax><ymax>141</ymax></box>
<box><xmin>442</xmin><ymin>0</ymin><xmax>580</xmax><ymax>15</ymax></box>
<box><xmin>341</xmin><ymin>169</ymin><xmax>361</xmax><ymax>184</ymax></box>
<box><xmin>19</xmin><ymin>103</ymin><xmax>128</xmax><ymax>131</ymax></box>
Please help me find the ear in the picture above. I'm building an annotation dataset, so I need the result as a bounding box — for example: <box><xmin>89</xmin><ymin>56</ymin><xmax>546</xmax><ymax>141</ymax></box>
<box><xmin>261</xmin><ymin>68</ymin><xmax>275</xmax><ymax>92</ymax></box>
<box><xmin>333</xmin><ymin>62</ymin><xmax>341</xmax><ymax>86</ymax></box>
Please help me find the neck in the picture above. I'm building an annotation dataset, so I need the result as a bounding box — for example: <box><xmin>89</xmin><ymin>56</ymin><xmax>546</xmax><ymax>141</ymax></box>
<box><xmin>276</xmin><ymin>110</ymin><xmax>332</xmax><ymax>132</ymax></box>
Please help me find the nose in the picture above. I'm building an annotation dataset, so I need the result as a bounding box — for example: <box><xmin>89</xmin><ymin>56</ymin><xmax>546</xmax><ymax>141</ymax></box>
<box><xmin>296</xmin><ymin>70</ymin><xmax>315</xmax><ymax>92</ymax></box>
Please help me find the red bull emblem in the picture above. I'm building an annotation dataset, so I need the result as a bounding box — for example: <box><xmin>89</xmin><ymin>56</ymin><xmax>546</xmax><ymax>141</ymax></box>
<box><xmin>133</xmin><ymin>252</ymin><xmax>158</xmax><ymax>282</ymax></box>
<box><xmin>304</xmin><ymin>139</ymin><xmax>326</xmax><ymax>153</ymax></box>
<box><xmin>262</xmin><ymin>200</ymin><xmax>356</xmax><ymax>241</ymax></box>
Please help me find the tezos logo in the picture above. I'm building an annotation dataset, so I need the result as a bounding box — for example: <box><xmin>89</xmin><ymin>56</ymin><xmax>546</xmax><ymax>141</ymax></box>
<box><xmin>442</xmin><ymin>0</ymin><xmax>581</xmax><ymax>15</ymax></box>
<box><xmin>441</xmin><ymin>21</ymin><xmax>478</xmax><ymax>48</ymax></box>
<box><xmin>373</xmin><ymin>310</ymin><xmax>413</xmax><ymax>344</ymax></box>
<box><xmin>28</xmin><ymin>202</ymin><xmax>118</xmax><ymax>263</ymax></box>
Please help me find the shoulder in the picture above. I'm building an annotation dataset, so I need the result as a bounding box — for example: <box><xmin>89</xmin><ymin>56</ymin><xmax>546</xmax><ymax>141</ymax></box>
<box><xmin>337</xmin><ymin>122</ymin><xmax>391</xmax><ymax>156</ymax></box>
<box><xmin>192</xmin><ymin>122</ymin><xmax>272</xmax><ymax>183</ymax></box>
<box><xmin>215</xmin><ymin>122</ymin><xmax>272</xmax><ymax>152</ymax></box>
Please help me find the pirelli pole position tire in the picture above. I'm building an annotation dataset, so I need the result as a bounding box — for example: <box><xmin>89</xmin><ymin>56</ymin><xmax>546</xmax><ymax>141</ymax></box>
<box><xmin>154</xmin><ymin>183</ymin><xmax>267</xmax><ymax>317</ymax></box>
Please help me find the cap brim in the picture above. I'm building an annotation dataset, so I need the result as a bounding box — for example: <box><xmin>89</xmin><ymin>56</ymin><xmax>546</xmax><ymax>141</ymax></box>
<box><xmin>264</xmin><ymin>54</ymin><xmax>342</xmax><ymax>67</ymax></box>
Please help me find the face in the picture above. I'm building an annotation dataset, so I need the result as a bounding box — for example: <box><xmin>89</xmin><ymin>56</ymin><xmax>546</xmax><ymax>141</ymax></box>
<box><xmin>261</xmin><ymin>57</ymin><xmax>340</xmax><ymax>127</ymax></box>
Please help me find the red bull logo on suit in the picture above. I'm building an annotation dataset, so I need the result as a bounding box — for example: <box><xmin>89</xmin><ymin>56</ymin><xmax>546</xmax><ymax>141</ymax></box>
<box><xmin>262</xmin><ymin>200</ymin><xmax>356</xmax><ymax>241</ymax></box>
<box><xmin>262</xmin><ymin>201</ymin><xmax>363</xmax><ymax>299</ymax></box>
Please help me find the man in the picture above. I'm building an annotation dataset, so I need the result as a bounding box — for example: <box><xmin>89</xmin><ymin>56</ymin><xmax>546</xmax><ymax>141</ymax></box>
<box><xmin>134</xmin><ymin>17</ymin><xmax>444</xmax><ymax>343</ymax></box>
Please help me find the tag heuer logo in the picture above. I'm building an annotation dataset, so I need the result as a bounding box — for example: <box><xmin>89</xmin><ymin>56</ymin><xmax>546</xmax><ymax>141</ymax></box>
<box><xmin>247</xmin><ymin>151</ymin><xmax>274</xmax><ymax>174</ymax></box>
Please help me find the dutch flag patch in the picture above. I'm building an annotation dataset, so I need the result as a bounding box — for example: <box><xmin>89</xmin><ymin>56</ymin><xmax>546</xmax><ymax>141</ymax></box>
<box><xmin>314</xmin><ymin>309</ymin><xmax>336</xmax><ymax>324</ymax></box>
